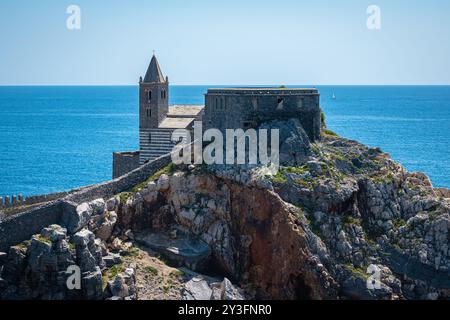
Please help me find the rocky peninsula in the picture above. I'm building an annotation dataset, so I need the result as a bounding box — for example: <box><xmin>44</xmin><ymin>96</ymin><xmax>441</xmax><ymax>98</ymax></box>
<box><xmin>0</xmin><ymin>117</ymin><xmax>449</xmax><ymax>300</ymax></box>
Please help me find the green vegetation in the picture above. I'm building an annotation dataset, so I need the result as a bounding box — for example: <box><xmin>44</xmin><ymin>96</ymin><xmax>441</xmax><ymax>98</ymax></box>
<box><xmin>115</xmin><ymin>163</ymin><xmax>177</xmax><ymax>204</ymax></box>
<box><xmin>284</xmin><ymin>166</ymin><xmax>308</xmax><ymax>175</ymax></box>
<box><xmin>294</xmin><ymin>179</ymin><xmax>311</xmax><ymax>188</ymax></box>
<box><xmin>393</xmin><ymin>218</ymin><xmax>406</xmax><ymax>229</ymax></box>
<box><xmin>342</xmin><ymin>215</ymin><xmax>360</xmax><ymax>227</ymax></box>
<box><xmin>14</xmin><ymin>240</ymin><xmax>31</xmax><ymax>250</ymax></box>
<box><xmin>144</xmin><ymin>266</ymin><xmax>159</xmax><ymax>276</ymax></box>
<box><xmin>35</xmin><ymin>234</ymin><xmax>52</xmax><ymax>245</ymax></box>
<box><xmin>320</xmin><ymin>110</ymin><xmax>326</xmax><ymax>128</ymax></box>
<box><xmin>322</xmin><ymin>129</ymin><xmax>338</xmax><ymax>137</ymax></box>
<box><xmin>170</xmin><ymin>269</ymin><xmax>185</xmax><ymax>278</ymax></box>
<box><xmin>117</xmin><ymin>191</ymin><xmax>133</xmax><ymax>204</ymax></box>
<box><xmin>109</xmin><ymin>264</ymin><xmax>124</xmax><ymax>278</ymax></box>
<box><xmin>131</xmin><ymin>163</ymin><xmax>176</xmax><ymax>193</ymax></box>
<box><xmin>345</xmin><ymin>264</ymin><xmax>369</xmax><ymax>280</ymax></box>
<box><xmin>127</xmin><ymin>246</ymin><xmax>141</xmax><ymax>258</ymax></box>
<box><xmin>271</xmin><ymin>171</ymin><xmax>288</xmax><ymax>183</ymax></box>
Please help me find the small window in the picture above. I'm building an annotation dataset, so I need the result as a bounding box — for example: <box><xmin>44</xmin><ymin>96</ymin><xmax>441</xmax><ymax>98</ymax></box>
<box><xmin>147</xmin><ymin>109</ymin><xmax>151</xmax><ymax>117</ymax></box>
<box><xmin>147</xmin><ymin>91</ymin><xmax>152</xmax><ymax>101</ymax></box>
<box><xmin>243</xmin><ymin>121</ymin><xmax>252</xmax><ymax>129</ymax></box>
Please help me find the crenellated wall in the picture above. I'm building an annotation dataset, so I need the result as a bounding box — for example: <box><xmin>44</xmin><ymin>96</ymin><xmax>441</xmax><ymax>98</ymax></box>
<box><xmin>0</xmin><ymin>192</ymin><xmax>72</xmax><ymax>209</ymax></box>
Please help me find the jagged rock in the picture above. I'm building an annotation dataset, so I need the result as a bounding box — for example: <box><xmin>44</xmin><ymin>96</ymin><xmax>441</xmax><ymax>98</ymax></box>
<box><xmin>73</xmin><ymin>229</ymin><xmax>100</xmax><ymax>272</ymax></box>
<box><xmin>41</xmin><ymin>225</ymin><xmax>67</xmax><ymax>242</ymax></box>
<box><xmin>217</xmin><ymin>278</ymin><xmax>244</xmax><ymax>300</ymax></box>
<box><xmin>259</xmin><ymin>118</ymin><xmax>311</xmax><ymax>166</ymax></box>
<box><xmin>82</xmin><ymin>268</ymin><xmax>103</xmax><ymax>300</ymax></box>
<box><xmin>106</xmin><ymin>197</ymin><xmax>119</xmax><ymax>212</ymax></box>
<box><xmin>61</xmin><ymin>201</ymin><xmax>94</xmax><ymax>234</ymax></box>
<box><xmin>183</xmin><ymin>277</ymin><xmax>213</xmax><ymax>300</ymax></box>
<box><xmin>183</xmin><ymin>276</ymin><xmax>244</xmax><ymax>300</ymax></box>
<box><xmin>89</xmin><ymin>199</ymin><xmax>106</xmax><ymax>215</ymax></box>
<box><xmin>1</xmin><ymin>246</ymin><xmax>27</xmax><ymax>284</ymax></box>
<box><xmin>135</xmin><ymin>232</ymin><xmax>210</xmax><ymax>271</ymax></box>
<box><xmin>107</xmin><ymin>268</ymin><xmax>136</xmax><ymax>300</ymax></box>
<box><xmin>95</xmin><ymin>211</ymin><xmax>117</xmax><ymax>241</ymax></box>
<box><xmin>435</xmin><ymin>188</ymin><xmax>450</xmax><ymax>199</ymax></box>
<box><xmin>103</xmin><ymin>253</ymin><xmax>122</xmax><ymax>268</ymax></box>
<box><xmin>157</xmin><ymin>174</ymin><xmax>170</xmax><ymax>191</ymax></box>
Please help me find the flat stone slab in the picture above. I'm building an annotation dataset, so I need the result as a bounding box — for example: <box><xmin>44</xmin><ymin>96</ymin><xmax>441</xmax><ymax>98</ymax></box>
<box><xmin>135</xmin><ymin>232</ymin><xmax>211</xmax><ymax>271</ymax></box>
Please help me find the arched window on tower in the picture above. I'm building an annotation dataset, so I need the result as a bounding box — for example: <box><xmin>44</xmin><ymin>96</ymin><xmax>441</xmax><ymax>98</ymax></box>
<box><xmin>147</xmin><ymin>91</ymin><xmax>152</xmax><ymax>101</ymax></box>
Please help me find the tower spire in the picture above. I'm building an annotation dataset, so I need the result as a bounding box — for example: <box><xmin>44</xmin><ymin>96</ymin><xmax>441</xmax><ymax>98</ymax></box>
<box><xmin>144</xmin><ymin>54</ymin><xmax>165</xmax><ymax>83</ymax></box>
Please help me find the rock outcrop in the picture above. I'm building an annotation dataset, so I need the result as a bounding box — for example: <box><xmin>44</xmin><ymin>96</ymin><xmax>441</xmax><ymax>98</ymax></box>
<box><xmin>1</xmin><ymin>118</ymin><xmax>449</xmax><ymax>300</ymax></box>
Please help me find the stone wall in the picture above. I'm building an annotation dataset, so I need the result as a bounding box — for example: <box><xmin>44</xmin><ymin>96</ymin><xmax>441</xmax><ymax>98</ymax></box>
<box><xmin>0</xmin><ymin>153</ymin><xmax>172</xmax><ymax>252</ymax></box>
<box><xmin>112</xmin><ymin>151</ymin><xmax>140</xmax><ymax>179</ymax></box>
<box><xmin>0</xmin><ymin>201</ymin><xmax>63</xmax><ymax>252</ymax></box>
<box><xmin>204</xmin><ymin>88</ymin><xmax>321</xmax><ymax>141</ymax></box>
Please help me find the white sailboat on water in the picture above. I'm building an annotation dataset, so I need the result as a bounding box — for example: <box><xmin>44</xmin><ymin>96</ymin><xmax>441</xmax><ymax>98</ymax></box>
<box><xmin>332</xmin><ymin>92</ymin><xmax>336</xmax><ymax>100</ymax></box>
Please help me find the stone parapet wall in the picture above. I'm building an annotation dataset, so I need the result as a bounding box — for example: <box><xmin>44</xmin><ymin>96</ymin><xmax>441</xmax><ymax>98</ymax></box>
<box><xmin>113</xmin><ymin>150</ymin><xmax>141</xmax><ymax>179</ymax></box>
<box><xmin>0</xmin><ymin>153</ymin><xmax>172</xmax><ymax>252</ymax></box>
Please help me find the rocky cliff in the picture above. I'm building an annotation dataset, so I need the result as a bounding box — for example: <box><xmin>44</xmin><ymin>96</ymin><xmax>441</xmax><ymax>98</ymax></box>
<box><xmin>0</xmin><ymin>118</ymin><xmax>449</xmax><ymax>300</ymax></box>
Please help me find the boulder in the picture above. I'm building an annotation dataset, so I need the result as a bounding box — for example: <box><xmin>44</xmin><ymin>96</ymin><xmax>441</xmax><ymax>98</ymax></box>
<box><xmin>183</xmin><ymin>277</ymin><xmax>213</xmax><ymax>300</ymax></box>
<box><xmin>157</xmin><ymin>174</ymin><xmax>170</xmax><ymax>191</ymax></box>
<box><xmin>102</xmin><ymin>253</ymin><xmax>122</xmax><ymax>268</ymax></box>
<box><xmin>95</xmin><ymin>211</ymin><xmax>117</xmax><ymax>241</ymax></box>
<box><xmin>61</xmin><ymin>201</ymin><xmax>94</xmax><ymax>234</ymax></box>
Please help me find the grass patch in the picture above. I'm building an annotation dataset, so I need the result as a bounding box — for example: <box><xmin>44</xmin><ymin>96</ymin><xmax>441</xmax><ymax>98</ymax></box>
<box><xmin>322</xmin><ymin>129</ymin><xmax>338</xmax><ymax>137</ymax></box>
<box><xmin>127</xmin><ymin>246</ymin><xmax>140</xmax><ymax>258</ymax></box>
<box><xmin>35</xmin><ymin>234</ymin><xmax>52</xmax><ymax>245</ymax></box>
<box><xmin>271</xmin><ymin>171</ymin><xmax>288</xmax><ymax>183</ymax></box>
<box><xmin>294</xmin><ymin>179</ymin><xmax>311</xmax><ymax>188</ymax></box>
<box><xmin>393</xmin><ymin>218</ymin><xmax>406</xmax><ymax>229</ymax></box>
<box><xmin>345</xmin><ymin>264</ymin><xmax>369</xmax><ymax>280</ymax></box>
<box><xmin>170</xmin><ymin>270</ymin><xmax>185</xmax><ymax>278</ymax></box>
<box><xmin>117</xmin><ymin>192</ymin><xmax>133</xmax><ymax>204</ymax></box>
<box><xmin>131</xmin><ymin>163</ymin><xmax>176</xmax><ymax>193</ymax></box>
<box><xmin>144</xmin><ymin>266</ymin><xmax>159</xmax><ymax>276</ymax></box>
<box><xmin>109</xmin><ymin>264</ymin><xmax>124</xmax><ymax>278</ymax></box>
<box><xmin>342</xmin><ymin>215</ymin><xmax>360</xmax><ymax>227</ymax></box>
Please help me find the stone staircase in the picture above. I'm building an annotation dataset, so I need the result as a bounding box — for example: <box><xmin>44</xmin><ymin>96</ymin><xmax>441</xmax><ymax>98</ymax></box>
<box><xmin>139</xmin><ymin>128</ymin><xmax>188</xmax><ymax>164</ymax></box>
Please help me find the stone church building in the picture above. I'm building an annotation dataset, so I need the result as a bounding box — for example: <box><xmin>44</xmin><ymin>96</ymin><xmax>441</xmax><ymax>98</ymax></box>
<box><xmin>113</xmin><ymin>55</ymin><xmax>321</xmax><ymax>178</ymax></box>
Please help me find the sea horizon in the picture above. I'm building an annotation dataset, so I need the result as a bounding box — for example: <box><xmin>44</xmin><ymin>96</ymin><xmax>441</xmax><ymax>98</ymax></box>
<box><xmin>1</xmin><ymin>85</ymin><xmax>450</xmax><ymax>197</ymax></box>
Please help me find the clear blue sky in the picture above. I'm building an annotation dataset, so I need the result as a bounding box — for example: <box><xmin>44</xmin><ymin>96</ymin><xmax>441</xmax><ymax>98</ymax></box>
<box><xmin>1</xmin><ymin>0</ymin><xmax>450</xmax><ymax>85</ymax></box>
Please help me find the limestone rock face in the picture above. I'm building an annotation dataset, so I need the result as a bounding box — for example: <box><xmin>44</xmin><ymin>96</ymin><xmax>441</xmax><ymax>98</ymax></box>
<box><xmin>0</xmin><ymin>225</ymin><xmax>106</xmax><ymax>300</ymax></box>
<box><xmin>182</xmin><ymin>276</ymin><xmax>244</xmax><ymax>300</ymax></box>
<box><xmin>111</xmin><ymin>130</ymin><xmax>450</xmax><ymax>300</ymax></box>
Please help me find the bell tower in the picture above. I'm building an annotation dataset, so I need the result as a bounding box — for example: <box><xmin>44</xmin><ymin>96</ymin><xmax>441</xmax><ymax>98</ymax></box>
<box><xmin>139</xmin><ymin>54</ymin><xmax>169</xmax><ymax>129</ymax></box>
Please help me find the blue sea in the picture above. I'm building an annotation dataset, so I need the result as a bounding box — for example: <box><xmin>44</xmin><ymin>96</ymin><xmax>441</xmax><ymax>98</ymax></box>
<box><xmin>0</xmin><ymin>85</ymin><xmax>449</xmax><ymax>197</ymax></box>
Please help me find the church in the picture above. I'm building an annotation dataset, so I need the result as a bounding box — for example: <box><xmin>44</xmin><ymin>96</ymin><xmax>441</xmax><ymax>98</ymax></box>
<box><xmin>113</xmin><ymin>55</ymin><xmax>321</xmax><ymax>178</ymax></box>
